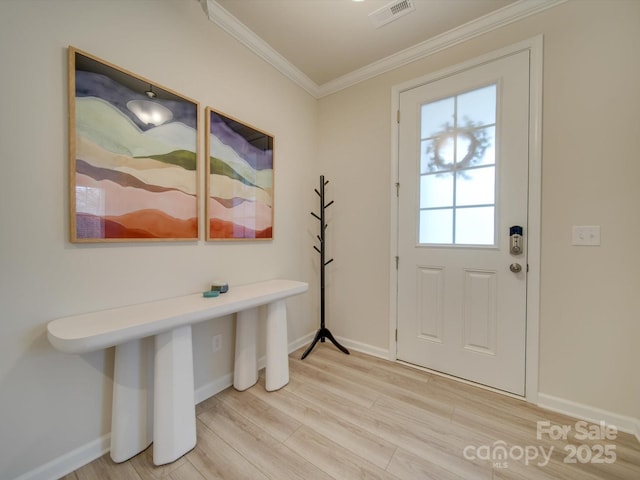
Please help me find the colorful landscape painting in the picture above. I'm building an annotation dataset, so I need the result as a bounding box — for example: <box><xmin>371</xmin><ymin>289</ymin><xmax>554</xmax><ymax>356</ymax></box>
<box><xmin>70</xmin><ymin>48</ymin><xmax>199</xmax><ymax>242</ymax></box>
<box><xmin>205</xmin><ymin>108</ymin><xmax>273</xmax><ymax>240</ymax></box>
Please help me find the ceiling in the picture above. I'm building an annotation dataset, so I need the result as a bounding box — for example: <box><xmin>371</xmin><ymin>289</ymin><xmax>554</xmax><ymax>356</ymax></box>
<box><xmin>200</xmin><ymin>0</ymin><xmax>564</xmax><ymax>97</ymax></box>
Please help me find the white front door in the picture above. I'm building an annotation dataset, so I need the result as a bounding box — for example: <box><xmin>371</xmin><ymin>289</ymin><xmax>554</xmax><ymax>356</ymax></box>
<box><xmin>397</xmin><ymin>50</ymin><xmax>530</xmax><ymax>395</ymax></box>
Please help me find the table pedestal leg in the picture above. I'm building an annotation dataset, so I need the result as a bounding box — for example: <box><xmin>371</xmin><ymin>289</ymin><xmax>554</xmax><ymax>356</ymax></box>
<box><xmin>265</xmin><ymin>299</ymin><xmax>289</xmax><ymax>391</ymax></box>
<box><xmin>110</xmin><ymin>338</ymin><xmax>153</xmax><ymax>463</ymax></box>
<box><xmin>234</xmin><ymin>308</ymin><xmax>258</xmax><ymax>391</ymax></box>
<box><xmin>153</xmin><ymin>325</ymin><xmax>196</xmax><ymax>465</ymax></box>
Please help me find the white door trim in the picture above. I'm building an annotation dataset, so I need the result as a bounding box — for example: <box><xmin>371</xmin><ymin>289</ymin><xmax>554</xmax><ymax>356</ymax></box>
<box><xmin>389</xmin><ymin>36</ymin><xmax>543</xmax><ymax>403</ymax></box>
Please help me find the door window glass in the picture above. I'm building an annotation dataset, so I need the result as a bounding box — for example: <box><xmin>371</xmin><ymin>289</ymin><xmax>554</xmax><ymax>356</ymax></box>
<box><xmin>418</xmin><ymin>84</ymin><xmax>497</xmax><ymax>245</ymax></box>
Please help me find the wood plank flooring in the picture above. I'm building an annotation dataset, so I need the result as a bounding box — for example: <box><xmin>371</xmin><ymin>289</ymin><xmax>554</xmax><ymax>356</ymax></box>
<box><xmin>63</xmin><ymin>344</ymin><xmax>640</xmax><ymax>480</ymax></box>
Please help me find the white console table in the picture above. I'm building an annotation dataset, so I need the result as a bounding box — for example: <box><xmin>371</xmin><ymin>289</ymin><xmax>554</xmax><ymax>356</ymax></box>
<box><xmin>47</xmin><ymin>279</ymin><xmax>308</xmax><ymax>466</ymax></box>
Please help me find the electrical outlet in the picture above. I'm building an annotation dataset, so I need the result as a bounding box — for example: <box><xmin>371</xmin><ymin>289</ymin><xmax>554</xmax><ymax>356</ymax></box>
<box><xmin>212</xmin><ymin>334</ymin><xmax>222</xmax><ymax>353</ymax></box>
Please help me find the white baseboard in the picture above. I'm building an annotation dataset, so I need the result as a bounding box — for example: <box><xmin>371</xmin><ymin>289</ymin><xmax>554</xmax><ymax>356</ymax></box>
<box><xmin>12</xmin><ymin>434</ymin><xmax>110</xmax><ymax>480</ymax></box>
<box><xmin>12</xmin><ymin>331</ymin><xmax>321</xmax><ymax>480</ymax></box>
<box><xmin>194</xmin><ymin>373</ymin><xmax>234</xmax><ymax>405</ymax></box>
<box><xmin>13</xmin><ymin>332</ymin><xmax>399</xmax><ymax>480</ymax></box>
<box><xmin>328</xmin><ymin>336</ymin><xmax>640</xmax><ymax>447</ymax></box>
<box><xmin>288</xmin><ymin>331</ymin><xmax>316</xmax><ymax>354</ymax></box>
<box><xmin>290</xmin><ymin>331</ymin><xmax>392</xmax><ymax>362</ymax></box>
<box><xmin>334</xmin><ymin>335</ymin><xmax>390</xmax><ymax>360</ymax></box>
<box><xmin>538</xmin><ymin>393</ymin><xmax>640</xmax><ymax>443</ymax></box>
<box><xmin>194</xmin><ymin>332</ymin><xmax>316</xmax><ymax>405</ymax></box>
<box><xmin>193</xmin><ymin>332</ymin><xmax>317</xmax><ymax>405</ymax></box>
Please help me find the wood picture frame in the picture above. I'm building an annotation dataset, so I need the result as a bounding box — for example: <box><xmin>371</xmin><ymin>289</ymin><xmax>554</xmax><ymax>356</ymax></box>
<box><xmin>205</xmin><ymin>107</ymin><xmax>274</xmax><ymax>240</ymax></box>
<box><xmin>68</xmin><ymin>47</ymin><xmax>200</xmax><ymax>242</ymax></box>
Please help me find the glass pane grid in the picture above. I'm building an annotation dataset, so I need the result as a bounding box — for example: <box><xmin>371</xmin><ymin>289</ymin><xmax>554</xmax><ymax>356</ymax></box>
<box><xmin>418</xmin><ymin>84</ymin><xmax>497</xmax><ymax>246</ymax></box>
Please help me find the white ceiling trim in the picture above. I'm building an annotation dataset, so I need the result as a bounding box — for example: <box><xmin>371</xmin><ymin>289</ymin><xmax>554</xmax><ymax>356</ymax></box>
<box><xmin>200</xmin><ymin>0</ymin><xmax>320</xmax><ymax>97</ymax></box>
<box><xmin>202</xmin><ymin>0</ymin><xmax>566</xmax><ymax>99</ymax></box>
<box><xmin>319</xmin><ymin>0</ymin><xmax>566</xmax><ymax>97</ymax></box>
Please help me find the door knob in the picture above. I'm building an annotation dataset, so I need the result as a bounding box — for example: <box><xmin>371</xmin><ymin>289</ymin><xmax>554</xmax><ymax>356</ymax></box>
<box><xmin>510</xmin><ymin>263</ymin><xmax>522</xmax><ymax>273</ymax></box>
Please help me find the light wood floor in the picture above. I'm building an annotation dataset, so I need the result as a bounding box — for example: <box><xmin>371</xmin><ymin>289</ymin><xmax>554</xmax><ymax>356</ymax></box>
<box><xmin>62</xmin><ymin>344</ymin><xmax>640</xmax><ymax>480</ymax></box>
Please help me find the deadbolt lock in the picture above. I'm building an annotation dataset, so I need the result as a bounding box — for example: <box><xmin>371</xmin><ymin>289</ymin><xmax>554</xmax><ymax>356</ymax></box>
<box><xmin>510</xmin><ymin>226</ymin><xmax>524</xmax><ymax>255</ymax></box>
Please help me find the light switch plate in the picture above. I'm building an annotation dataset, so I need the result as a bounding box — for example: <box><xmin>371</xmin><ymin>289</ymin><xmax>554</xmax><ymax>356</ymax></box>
<box><xmin>572</xmin><ymin>225</ymin><xmax>601</xmax><ymax>246</ymax></box>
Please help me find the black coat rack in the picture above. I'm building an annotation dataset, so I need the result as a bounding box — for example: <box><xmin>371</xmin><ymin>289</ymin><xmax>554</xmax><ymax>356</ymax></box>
<box><xmin>301</xmin><ymin>175</ymin><xmax>350</xmax><ymax>359</ymax></box>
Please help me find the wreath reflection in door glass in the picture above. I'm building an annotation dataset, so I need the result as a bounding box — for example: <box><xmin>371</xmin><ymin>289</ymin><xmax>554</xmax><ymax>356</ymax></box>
<box><xmin>418</xmin><ymin>84</ymin><xmax>497</xmax><ymax>245</ymax></box>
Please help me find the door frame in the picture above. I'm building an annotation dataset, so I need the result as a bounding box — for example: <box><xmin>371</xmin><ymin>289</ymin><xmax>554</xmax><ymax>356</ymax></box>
<box><xmin>389</xmin><ymin>36</ymin><xmax>543</xmax><ymax>402</ymax></box>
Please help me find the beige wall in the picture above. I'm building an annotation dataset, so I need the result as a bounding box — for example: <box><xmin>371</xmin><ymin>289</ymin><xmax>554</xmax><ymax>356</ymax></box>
<box><xmin>318</xmin><ymin>0</ymin><xmax>640</xmax><ymax>422</ymax></box>
<box><xmin>535</xmin><ymin>0</ymin><xmax>640</xmax><ymax>425</ymax></box>
<box><xmin>2</xmin><ymin>0</ymin><xmax>639</xmax><ymax>478</ymax></box>
<box><xmin>0</xmin><ymin>1</ymin><xmax>318</xmax><ymax>478</ymax></box>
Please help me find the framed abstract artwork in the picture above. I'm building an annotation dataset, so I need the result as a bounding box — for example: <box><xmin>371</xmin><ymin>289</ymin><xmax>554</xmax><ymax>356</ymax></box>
<box><xmin>68</xmin><ymin>47</ymin><xmax>200</xmax><ymax>242</ymax></box>
<box><xmin>205</xmin><ymin>107</ymin><xmax>274</xmax><ymax>240</ymax></box>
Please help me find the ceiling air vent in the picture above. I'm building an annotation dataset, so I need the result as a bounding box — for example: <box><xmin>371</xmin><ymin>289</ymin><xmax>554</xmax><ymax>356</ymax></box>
<box><xmin>368</xmin><ymin>0</ymin><xmax>416</xmax><ymax>29</ymax></box>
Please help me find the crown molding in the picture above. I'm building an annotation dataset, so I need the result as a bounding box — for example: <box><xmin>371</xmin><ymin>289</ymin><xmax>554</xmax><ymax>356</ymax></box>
<box><xmin>319</xmin><ymin>0</ymin><xmax>566</xmax><ymax>96</ymax></box>
<box><xmin>202</xmin><ymin>0</ymin><xmax>566</xmax><ymax>99</ymax></box>
<box><xmin>201</xmin><ymin>0</ymin><xmax>320</xmax><ymax>98</ymax></box>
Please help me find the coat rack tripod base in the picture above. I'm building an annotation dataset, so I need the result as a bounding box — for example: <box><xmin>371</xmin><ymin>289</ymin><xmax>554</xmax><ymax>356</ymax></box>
<box><xmin>301</xmin><ymin>175</ymin><xmax>349</xmax><ymax>360</ymax></box>
<box><xmin>301</xmin><ymin>327</ymin><xmax>349</xmax><ymax>359</ymax></box>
